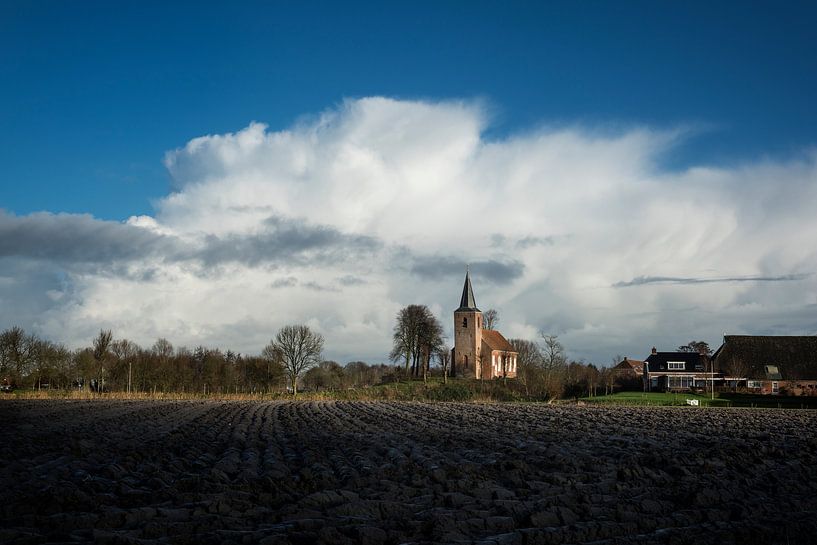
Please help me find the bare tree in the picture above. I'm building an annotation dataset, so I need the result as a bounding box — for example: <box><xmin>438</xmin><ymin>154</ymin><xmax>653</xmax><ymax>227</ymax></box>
<box><xmin>417</xmin><ymin>312</ymin><xmax>444</xmax><ymax>382</ymax></box>
<box><xmin>29</xmin><ymin>337</ymin><xmax>53</xmax><ymax>390</ymax></box>
<box><xmin>344</xmin><ymin>361</ymin><xmax>368</xmax><ymax>387</ymax></box>
<box><xmin>92</xmin><ymin>330</ymin><xmax>113</xmax><ymax>393</ymax></box>
<box><xmin>483</xmin><ymin>309</ymin><xmax>499</xmax><ymax>330</ymax></box>
<box><xmin>152</xmin><ymin>338</ymin><xmax>174</xmax><ymax>360</ymax></box>
<box><xmin>390</xmin><ymin>305</ymin><xmax>422</xmax><ymax>375</ymax></box>
<box><xmin>0</xmin><ymin>326</ymin><xmax>37</xmax><ymax>386</ymax></box>
<box><xmin>539</xmin><ymin>333</ymin><xmax>567</xmax><ymax>400</ymax></box>
<box><xmin>509</xmin><ymin>338</ymin><xmax>543</xmax><ymax>397</ymax></box>
<box><xmin>112</xmin><ymin>339</ymin><xmax>140</xmax><ymax>393</ymax></box>
<box><xmin>270</xmin><ymin>325</ymin><xmax>324</xmax><ymax>396</ymax></box>
<box><xmin>723</xmin><ymin>356</ymin><xmax>749</xmax><ymax>390</ymax></box>
<box><xmin>151</xmin><ymin>338</ymin><xmax>176</xmax><ymax>391</ymax></box>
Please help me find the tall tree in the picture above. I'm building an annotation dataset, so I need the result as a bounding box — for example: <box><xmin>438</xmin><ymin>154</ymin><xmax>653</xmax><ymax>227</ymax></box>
<box><xmin>111</xmin><ymin>339</ymin><xmax>139</xmax><ymax>393</ymax></box>
<box><xmin>483</xmin><ymin>309</ymin><xmax>499</xmax><ymax>330</ymax></box>
<box><xmin>417</xmin><ymin>312</ymin><xmax>444</xmax><ymax>381</ymax></box>
<box><xmin>509</xmin><ymin>338</ymin><xmax>543</xmax><ymax>397</ymax></box>
<box><xmin>390</xmin><ymin>305</ymin><xmax>423</xmax><ymax>375</ymax></box>
<box><xmin>270</xmin><ymin>325</ymin><xmax>324</xmax><ymax>396</ymax></box>
<box><xmin>389</xmin><ymin>304</ymin><xmax>443</xmax><ymax>378</ymax></box>
<box><xmin>45</xmin><ymin>343</ymin><xmax>72</xmax><ymax>389</ymax></box>
<box><xmin>539</xmin><ymin>333</ymin><xmax>567</xmax><ymax>400</ymax></box>
<box><xmin>437</xmin><ymin>348</ymin><xmax>451</xmax><ymax>384</ymax></box>
<box><xmin>152</xmin><ymin>338</ymin><xmax>174</xmax><ymax>360</ymax></box>
<box><xmin>92</xmin><ymin>330</ymin><xmax>113</xmax><ymax>392</ymax></box>
<box><xmin>0</xmin><ymin>326</ymin><xmax>37</xmax><ymax>386</ymax></box>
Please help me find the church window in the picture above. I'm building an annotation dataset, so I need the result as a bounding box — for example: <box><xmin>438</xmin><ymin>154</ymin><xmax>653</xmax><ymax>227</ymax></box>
<box><xmin>462</xmin><ymin>317</ymin><xmax>467</xmax><ymax>328</ymax></box>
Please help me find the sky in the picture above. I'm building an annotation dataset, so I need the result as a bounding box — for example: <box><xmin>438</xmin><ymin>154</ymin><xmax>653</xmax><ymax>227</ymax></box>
<box><xmin>1</xmin><ymin>1</ymin><xmax>816</xmax><ymax>364</ymax></box>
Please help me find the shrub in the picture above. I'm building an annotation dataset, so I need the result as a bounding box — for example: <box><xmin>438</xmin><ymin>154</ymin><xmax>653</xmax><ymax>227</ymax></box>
<box><xmin>428</xmin><ymin>383</ymin><xmax>473</xmax><ymax>402</ymax></box>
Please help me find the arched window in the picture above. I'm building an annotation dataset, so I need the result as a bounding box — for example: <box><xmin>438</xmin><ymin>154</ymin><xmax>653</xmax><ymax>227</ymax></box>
<box><xmin>464</xmin><ymin>355</ymin><xmax>469</xmax><ymax>369</ymax></box>
<box><xmin>462</xmin><ymin>317</ymin><xmax>467</xmax><ymax>328</ymax></box>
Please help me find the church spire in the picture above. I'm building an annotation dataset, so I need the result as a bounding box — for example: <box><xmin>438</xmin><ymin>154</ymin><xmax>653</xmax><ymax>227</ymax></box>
<box><xmin>457</xmin><ymin>269</ymin><xmax>480</xmax><ymax>311</ymax></box>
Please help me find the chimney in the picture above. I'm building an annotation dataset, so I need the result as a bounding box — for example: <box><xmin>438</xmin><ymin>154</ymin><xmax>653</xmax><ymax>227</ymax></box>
<box><xmin>651</xmin><ymin>346</ymin><xmax>657</xmax><ymax>355</ymax></box>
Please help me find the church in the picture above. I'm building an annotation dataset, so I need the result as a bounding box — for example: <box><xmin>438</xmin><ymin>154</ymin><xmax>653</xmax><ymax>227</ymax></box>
<box><xmin>452</xmin><ymin>271</ymin><xmax>519</xmax><ymax>379</ymax></box>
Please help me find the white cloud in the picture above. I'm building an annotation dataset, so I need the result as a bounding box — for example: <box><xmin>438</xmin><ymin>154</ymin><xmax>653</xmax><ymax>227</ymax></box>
<box><xmin>3</xmin><ymin>97</ymin><xmax>817</xmax><ymax>363</ymax></box>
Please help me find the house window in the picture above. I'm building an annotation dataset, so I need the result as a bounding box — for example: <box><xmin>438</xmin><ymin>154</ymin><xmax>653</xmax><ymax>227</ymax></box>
<box><xmin>772</xmin><ymin>381</ymin><xmax>779</xmax><ymax>393</ymax></box>
<box><xmin>667</xmin><ymin>376</ymin><xmax>694</xmax><ymax>389</ymax></box>
<box><xmin>747</xmin><ymin>380</ymin><xmax>762</xmax><ymax>388</ymax></box>
<box><xmin>668</xmin><ymin>361</ymin><xmax>685</xmax><ymax>370</ymax></box>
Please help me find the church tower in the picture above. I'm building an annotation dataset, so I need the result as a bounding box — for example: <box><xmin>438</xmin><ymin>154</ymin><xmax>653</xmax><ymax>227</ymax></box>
<box><xmin>453</xmin><ymin>271</ymin><xmax>483</xmax><ymax>379</ymax></box>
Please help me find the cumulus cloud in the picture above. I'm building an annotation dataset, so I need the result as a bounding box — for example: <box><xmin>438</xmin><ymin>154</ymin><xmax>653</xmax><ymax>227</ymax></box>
<box><xmin>3</xmin><ymin>97</ymin><xmax>816</xmax><ymax>363</ymax></box>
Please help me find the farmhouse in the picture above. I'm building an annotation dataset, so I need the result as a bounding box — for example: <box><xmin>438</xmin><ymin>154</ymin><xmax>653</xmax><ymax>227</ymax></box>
<box><xmin>643</xmin><ymin>347</ymin><xmax>718</xmax><ymax>392</ymax></box>
<box><xmin>613</xmin><ymin>357</ymin><xmax>644</xmax><ymax>375</ymax></box>
<box><xmin>612</xmin><ymin>357</ymin><xmax>645</xmax><ymax>390</ymax></box>
<box><xmin>711</xmin><ymin>335</ymin><xmax>817</xmax><ymax>396</ymax></box>
<box><xmin>452</xmin><ymin>272</ymin><xmax>518</xmax><ymax>379</ymax></box>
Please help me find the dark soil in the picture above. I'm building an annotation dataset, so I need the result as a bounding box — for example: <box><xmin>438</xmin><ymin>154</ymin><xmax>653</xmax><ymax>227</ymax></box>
<box><xmin>2</xmin><ymin>400</ymin><xmax>816</xmax><ymax>544</ymax></box>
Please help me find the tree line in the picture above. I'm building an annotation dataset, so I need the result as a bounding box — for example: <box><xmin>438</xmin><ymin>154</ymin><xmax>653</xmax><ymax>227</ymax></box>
<box><xmin>509</xmin><ymin>334</ymin><xmax>634</xmax><ymax>400</ymax></box>
<box><xmin>2</xmin><ymin>309</ymin><xmax>641</xmax><ymax>398</ymax></box>
<box><xmin>0</xmin><ymin>324</ymin><xmax>380</xmax><ymax>395</ymax></box>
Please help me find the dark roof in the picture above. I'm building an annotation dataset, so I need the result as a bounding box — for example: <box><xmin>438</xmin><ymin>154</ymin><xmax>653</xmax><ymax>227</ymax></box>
<box><xmin>613</xmin><ymin>358</ymin><xmax>644</xmax><ymax>372</ymax></box>
<box><xmin>644</xmin><ymin>352</ymin><xmax>708</xmax><ymax>373</ymax></box>
<box><xmin>481</xmin><ymin>329</ymin><xmax>517</xmax><ymax>353</ymax></box>
<box><xmin>712</xmin><ymin>335</ymin><xmax>817</xmax><ymax>380</ymax></box>
<box><xmin>455</xmin><ymin>271</ymin><xmax>480</xmax><ymax>312</ymax></box>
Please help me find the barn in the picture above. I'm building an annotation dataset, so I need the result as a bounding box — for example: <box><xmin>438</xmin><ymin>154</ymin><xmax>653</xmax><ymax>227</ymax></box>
<box><xmin>711</xmin><ymin>335</ymin><xmax>817</xmax><ymax>395</ymax></box>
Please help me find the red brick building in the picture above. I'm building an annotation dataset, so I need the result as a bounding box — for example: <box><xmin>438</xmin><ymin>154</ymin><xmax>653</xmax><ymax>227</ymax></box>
<box><xmin>452</xmin><ymin>272</ymin><xmax>518</xmax><ymax>379</ymax></box>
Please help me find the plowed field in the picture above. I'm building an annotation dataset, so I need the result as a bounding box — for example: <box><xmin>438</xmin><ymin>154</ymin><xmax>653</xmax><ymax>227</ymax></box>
<box><xmin>2</xmin><ymin>400</ymin><xmax>816</xmax><ymax>544</ymax></box>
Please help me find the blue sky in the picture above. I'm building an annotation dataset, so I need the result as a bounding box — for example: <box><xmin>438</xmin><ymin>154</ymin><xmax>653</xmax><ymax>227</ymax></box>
<box><xmin>3</xmin><ymin>1</ymin><xmax>815</xmax><ymax>220</ymax></box>
<box><xmin>1</xmin><ymin>2</ymin><xmax>816</xmax><ymax>362</ymax></box>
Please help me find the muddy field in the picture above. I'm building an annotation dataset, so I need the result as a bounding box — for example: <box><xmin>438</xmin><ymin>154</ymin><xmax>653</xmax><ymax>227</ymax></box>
<box><xmin>2</xmin><ymin>400</ymin><xmax>816</xmax><ymax>545</ymax></box>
